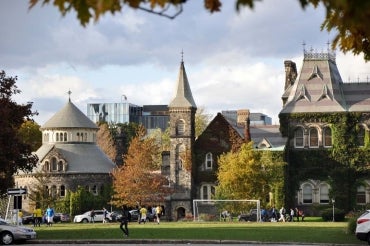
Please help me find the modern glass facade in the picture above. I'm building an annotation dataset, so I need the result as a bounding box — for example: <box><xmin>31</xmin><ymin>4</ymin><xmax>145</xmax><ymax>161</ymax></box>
<box><xmin>87</xmin><ymin>102</ymin><xmax>142</xmax><ymax>124</ymax></box>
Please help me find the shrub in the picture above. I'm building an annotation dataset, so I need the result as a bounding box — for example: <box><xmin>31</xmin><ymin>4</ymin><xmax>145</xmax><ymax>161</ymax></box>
<box><xmin>347</xmin><ymin>217</ymin><xmax>357</xmax><ymax>234</ymax></box>
<box><xmin>321</xmin><ymin>208</ymin><xmax>345</xmax><ymax>222</ymax></box>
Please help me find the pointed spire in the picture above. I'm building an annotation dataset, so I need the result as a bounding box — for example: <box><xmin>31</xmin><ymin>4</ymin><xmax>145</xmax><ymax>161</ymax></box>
<box><xmin>169</xmin><ymin>55</ymin><xmax>197</xmax><ymax>108</ymax></box>
<box><xmin>67</xmin><ymin>89</ymin><xmax>72</xmax><ymax>102</ymax></box>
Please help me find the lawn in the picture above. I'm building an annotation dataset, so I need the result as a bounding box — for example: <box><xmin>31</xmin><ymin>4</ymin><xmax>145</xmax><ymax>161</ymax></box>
<box><xmin>31</xmin><ymin>219</ymin><xmax>363</xmax><ymax>245</ymax></box>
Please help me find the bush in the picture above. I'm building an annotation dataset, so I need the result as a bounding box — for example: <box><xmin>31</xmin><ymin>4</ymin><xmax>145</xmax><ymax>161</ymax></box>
<box><xmin>321</xmin><ymin>208</ymin><xmax>345</xmax><ymax>222</ymax></box>
<box><xmin>347</xmin><ymin>217</ymin><xmax>357</xmax><ymax>234</ymax></box>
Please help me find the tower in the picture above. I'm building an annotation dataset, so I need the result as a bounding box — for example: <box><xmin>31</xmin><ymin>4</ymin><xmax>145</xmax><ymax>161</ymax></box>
<box><xmin>167</xmin><ymin>57</ymin><xmax>197</xmax><ymax>220</ymax></box>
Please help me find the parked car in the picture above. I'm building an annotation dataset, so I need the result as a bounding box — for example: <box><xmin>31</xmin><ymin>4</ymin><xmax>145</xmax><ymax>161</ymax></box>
<box><xmin>355</xmin><ymin>210</ymin><xmax>370</xmax><ymax>244</ymax></box>
<box><xmin>73</xmin><ymin>210</ymin><xmax>112</xmax><ymax>223</ymax></box>
<box><xmin>238</xmin><ymin>209</ymin><xmax>259</xmax><ymax>222</ymax></box>
<box><xmin>0</xmin><ymin>218</ymin><xmax>36</xmax><ymax>245</ymax></box>
<box><xmin>54</xmin><ymin>213</ymin><xmax>71</xmax><ymax>223</ymax></box>
<box><xmin>129</xmin><ymin>209</ymin><xmax>155</xmax><ymax>222</ymax></box>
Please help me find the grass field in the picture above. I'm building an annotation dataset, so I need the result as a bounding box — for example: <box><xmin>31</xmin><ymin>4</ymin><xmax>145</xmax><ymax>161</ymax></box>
<box><xmin>30</xmin><ymin>218</ymin><xmax>363</xmax><ymax>245</ymax></box>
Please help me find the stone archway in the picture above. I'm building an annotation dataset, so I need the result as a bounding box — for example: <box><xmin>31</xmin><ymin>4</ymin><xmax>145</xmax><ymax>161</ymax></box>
<box><xmin>176</xmin><ymin>207</ymin><xmax>185</xmax><ymax>221</ymax></box>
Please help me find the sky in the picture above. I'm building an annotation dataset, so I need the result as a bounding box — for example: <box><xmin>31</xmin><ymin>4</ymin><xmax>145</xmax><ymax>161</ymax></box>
<box><xmin>1</xmin><ymin>0</ymin><xmax>370</xmax><ymax>126</ymax></box>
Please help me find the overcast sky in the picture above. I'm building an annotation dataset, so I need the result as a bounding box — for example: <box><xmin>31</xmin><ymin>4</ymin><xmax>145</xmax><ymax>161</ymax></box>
<box><xmin>1</xmin><ymin>0</ymin><xmax>369</xmax><ymax>125</ymax></box>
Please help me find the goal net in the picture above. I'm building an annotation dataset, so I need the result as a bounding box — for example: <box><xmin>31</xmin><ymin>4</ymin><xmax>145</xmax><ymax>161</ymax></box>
<box><xmin>192</xmin><ymin>199</ymin><xmax>260</xmax><ymax>222</ymax></box>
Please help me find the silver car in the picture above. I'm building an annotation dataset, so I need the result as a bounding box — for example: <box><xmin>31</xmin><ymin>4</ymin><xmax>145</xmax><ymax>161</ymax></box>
<box><xmin>0</xmin><ymin>219</ymin><xmax>36</xmax><ymax>245</ymax></box>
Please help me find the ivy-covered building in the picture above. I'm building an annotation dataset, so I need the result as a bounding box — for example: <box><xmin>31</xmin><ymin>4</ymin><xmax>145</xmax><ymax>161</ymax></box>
<box><xmin>279</xmin><ymin>49</ymin><xmax>370</xmax><ymax>214</ymax></box>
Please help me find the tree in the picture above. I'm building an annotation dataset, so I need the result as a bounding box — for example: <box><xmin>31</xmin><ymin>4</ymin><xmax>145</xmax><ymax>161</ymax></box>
<box><xmin>111</xmin><ymin>126</ymin><xmax>172</xmax><ymax>207</ymax></box>
<box><xmin>96</xmin><ymin>122</ymin><xmax>117</xmax><ymax>163</ymax></box>
<box><xmin>18</xmin><ymin>120</ymin><xmax>42</xmax><ymax>152</ymax></box>
<box><xmin>29</xmin><ymin>0</ymin><xmax>370</xmax><ymax>61</ymax></box>
<box><xmin>195</xmin><ymin>107</ymin><xmax>212</xmax><ymax>138</ymax></box>
<box><xmin>27</xmin><ymin>172</ymin><xmax>54</xmax><ymax>210</ymax></box>
<box><xmin>0</xmin><ymin>70</ymin><xmax>38</xmax><ymax>195</ymax></box>
<box><xmin>215</xmin><ymin>142</ymin><xmax>285</xmax><ymax>209</ymax></box>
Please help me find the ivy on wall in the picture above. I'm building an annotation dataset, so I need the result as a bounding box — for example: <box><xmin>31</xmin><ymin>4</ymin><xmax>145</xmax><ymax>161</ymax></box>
<box><xmin>279</xmin><ymin>112</ymin><xmax>370</xmax><ymax>212</ymax></box>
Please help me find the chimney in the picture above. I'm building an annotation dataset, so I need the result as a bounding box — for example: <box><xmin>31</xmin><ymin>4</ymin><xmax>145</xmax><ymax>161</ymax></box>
<box><xmin>284</xmin><ymin>60</ymin><xmax>297</xmax><ymax>90</ymax></box>
<box><xmin>237</xmin><ymin>110</ymin><xmax>251</xmax><ymax>142</ymax></box>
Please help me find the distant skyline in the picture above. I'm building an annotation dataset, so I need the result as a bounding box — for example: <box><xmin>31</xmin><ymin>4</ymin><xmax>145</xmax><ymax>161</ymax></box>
<box><xmin>1</xmin><ymin>0</ymin><xmax>369</xmax><ymax>125</ymax></box>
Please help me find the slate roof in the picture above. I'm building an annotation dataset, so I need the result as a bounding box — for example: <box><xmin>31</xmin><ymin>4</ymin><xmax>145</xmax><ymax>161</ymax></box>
<box><xmin>281</xmin><ymin>51</ymin><xmax>370</xmax><ymax>114</ymax></box>
<box><xmin>41</xmin><ymin>99</ymin><xmax>98</xmax><ymax>129</ymax></box>
<box><xmin>34</xmin><ymin>144</ymin><xmax>116</xmax><ymax>173</ymax></box>
<box><xmin>169</xmin><ymin>61</ymin><xmax>197</xmax><ymax>108</ymax></box>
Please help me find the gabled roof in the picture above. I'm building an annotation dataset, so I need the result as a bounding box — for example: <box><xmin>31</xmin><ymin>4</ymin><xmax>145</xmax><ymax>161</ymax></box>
<box><xmin>281</xmin><ymin>51</ymin><xmax>348</xmax><ymax>114</ymax></box>
<box><xmin>169</xmin><ymin>61</ymin><xmax>197</xmax><ymax>109</ymax></box>
<box><xmin>42</xmin><ymin>100</ymin><xmax>98</xmax><ymax>129</ymax></box>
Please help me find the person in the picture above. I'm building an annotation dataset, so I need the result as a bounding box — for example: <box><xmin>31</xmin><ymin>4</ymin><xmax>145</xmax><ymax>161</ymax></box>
<box><xmin>90</xmin><ymin>209</ymin><xmax>95</xmax><ymax>223</ymax></box>
<box><xmin>289</xmin><ymin>208</ymin><xmax>294</xmax><ymax>222</ymax></box>
<box><xmin>102</xmin><ymin>207</ymin><xmax>108</xmax><ymax>223</ymax></box>
<box><xmin>120</xmin><ymin>205</ymin><xmax>130</xmax><ymax>238</ymax></box>
<box><xmin>295</xmin><ymin>207</ymin><xmax>300</xmax><ymax>222</ymax></box>
<box><xmin>271</xmin><ymin>206</ymin><xmax>277</xmax><ymax>222</ymax></box>
<box><xmin>46</xmin><ymin>205</ymin><xmax>54</xmax><ymax>226</ymax></box>
<box><xmin>139</xmin><ymin>206</ymin><xmax>147</xmax><ymax>224</ymax></box>
<box><xmin>33</xmin><ymin>207</ymin><xmax>42</xmax><ymax>227</ymax></box>
<box><xmin>221</xmin><ymin>210</ymin><xmax>230</xmax><ymax>222</ymax></box>
<box><xmin>279</xmin><ymin>206</ymin><xmax>286</xmax><ymax>222</ymax></box>
<box><xmin>155</xmin><ymin>205</ymin><xmax>162</xmax><ymax>224</ymax></box>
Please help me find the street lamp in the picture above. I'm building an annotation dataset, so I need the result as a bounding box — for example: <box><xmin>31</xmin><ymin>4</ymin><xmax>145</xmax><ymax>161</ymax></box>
<box><xmin>332</xmin><ymin>198</ymin><xmax>335</xmax><ymax>222</ymax></box>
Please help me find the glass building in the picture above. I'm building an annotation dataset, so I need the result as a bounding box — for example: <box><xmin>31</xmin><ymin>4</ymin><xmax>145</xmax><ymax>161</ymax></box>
<box><xmin>87</xmin><ymin>102</ymin><xmax>142</xmax><ymax>124</ymax></box>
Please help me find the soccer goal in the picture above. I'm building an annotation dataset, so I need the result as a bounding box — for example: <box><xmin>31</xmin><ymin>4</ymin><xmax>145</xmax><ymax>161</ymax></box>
<box><xmin>192</xmin><ymin>199</ymin><xmax>260</xmax><ymax>222</ymax></box>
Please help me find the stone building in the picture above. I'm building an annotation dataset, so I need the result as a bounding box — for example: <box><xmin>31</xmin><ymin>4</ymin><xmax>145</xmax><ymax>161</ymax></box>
<box><xmin>15</xmin><ymin>97</ymin><xmax>116</xmax><ymax>212</ymax></box>
<box><xmin>279</xmin><ymin>48</ymin><xmax>370</xmax><ymax>213</ymax></box>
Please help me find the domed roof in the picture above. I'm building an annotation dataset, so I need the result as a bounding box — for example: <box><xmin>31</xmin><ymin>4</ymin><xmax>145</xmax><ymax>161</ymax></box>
<box><xmin>41</xmin><ymin>100</ymin><xmax>98</xmax><ymax>129</ymax></box>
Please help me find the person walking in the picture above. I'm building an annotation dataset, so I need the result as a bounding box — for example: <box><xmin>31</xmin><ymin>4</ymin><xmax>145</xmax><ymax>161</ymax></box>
<box><xmin>139</xmin><ymin>206</ymin><xmax>147</xmax><ymax>224</ymax></box>
<box><xmin>33</xmin><ymin>207</ymin><xmax>42</xmax><ymax>227</ymax></box>
<box><xmin>155</xmin><ymin>205</ymin><xmax>162</xmax><ymax>224</ymax></box>
<box><xmin>102</xmin><ymin>207</ymin><xmax>108</xmax><ymax>223</ymax></box>
<box><xmin>279</xmin><ymin>206</ymin><xmax>286</xmax><ymax>222</ymax></box>
<box><xmin>120</xmin><ymin>205</ymin><xmax>130</xmax><ymax>238</ymax></box>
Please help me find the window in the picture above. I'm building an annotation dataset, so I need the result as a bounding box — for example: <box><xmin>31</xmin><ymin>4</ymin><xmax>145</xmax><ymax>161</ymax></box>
<box><xmin>201</xmin><ymin>184</ymin><xmax>215</xmax><ymax>200</ymax></box>
<box><xmin>51</xmin><ymin>185</ymin><xmax>57</xmax><ymax>198</ymax></box>
<box><xmin>302</xmin><ymin>184</ymin><xmax>313</xmax><ymax>203</ymax></box>
<box><xmin>357</xmin><ymin>186</ymin><xmax>366</xmax><ymax>204</ymax></box>
<box><xmin>92</xmin><ymin>185</ymin><xmax>97</xmax><ymax>195</ymax></box>
<box><xmin>58</xmin><ymin>161</ymin><xmax>64</xmax><ymax>171</ymax></box>
<box><xmin>56</xmin><ymin>132</ymin><xmax>59</xmax><ymax>142</ymax></box>
<box><xmin>309</xmin><ymin>128</ymin><xmax>319</xmax><ymax>147</ymax></box>
<box><xmin>44</xmin><ymin>161</ymin><xmax>50</xmax><ymax>171</ymax></box>
<box><xmin>64</xmin><ymin>132</ymin><xmax>67</xmax><ymax>141</ymax></box>
<box><xmin>294</xmin><ymin>128</ymin><xmax>304</xmax><ymax>148</ymax></box>
<box><xmin>323</xmin><ymin>127</ymin><xmax>332</xmax><ymax>147</ymax></box>
<box><xmin>319</xmin><ymin>183</ymin><xmax>329</xmax><ymax>203</ymax></box>
<box><xmin>51</xmin><ymin>157</ymin><xmax>57</xmax><ymax>171</ymax></box>
<box><xmin>176</xmin><ymin>120</ymin><xmax>185</xmax><ymax>135</ymax></box>
<box><xmin>357</xmin><ymin>125</ymin><xmax>365</xmax><ymax>147</ymax></box>
<box><xmin>205</xmin><ymin>153</ymin><xmax>213</xmax><ymax>170</ymax></box>
<box><xmin>60</xmin><ymin>185</ymin><xmax>66</xmax><ymax>197</ymax></box>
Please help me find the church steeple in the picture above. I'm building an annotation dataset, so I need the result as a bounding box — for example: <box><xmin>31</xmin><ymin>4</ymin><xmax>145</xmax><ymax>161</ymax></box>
<box><xmin>169</xmin><ymin>59</ymin><xmax>197</xmax><ymax>109</ymax></box>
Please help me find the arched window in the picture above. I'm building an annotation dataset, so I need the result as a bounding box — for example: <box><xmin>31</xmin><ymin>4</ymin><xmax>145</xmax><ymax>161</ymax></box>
<box><xmin>56</xmin><ymin>132</ymin><xmax>59</xmax><ymax>142</ymax></box>
<box><xmin>302</xmin><ymin>184</ymin><xmax>313</xmax><ymax>203</ymax></box>
<box><xmin>58</xmin><ymin>161</ymin><xmax>63</xmax><ymax>171</ymax></box>
<box><xmin>357</xmin><ymin>186</ymin><xmax>366</xmax><ymax>204</ymax></box>
<box><xmin>176</xmin><ymin>120</ymin><xmax>185</xmax><ymax>136</ymax></box>
<box><xmin>92</xmin><ymin>185</ymin><xmax>97</xmax><ymax>195</ymax></box>
<box><xmin>51</xmin><ymin>157</ymin><xmax>57</xmax><ymax>171</ymax></box>
<box><xmin>60</xmin><ymin>185</ymin><xmax>66</xmax><ymax>197</ymax></box>
<box><xmin>357</xmin><ymin>125</ymin><xmax>365</xmax><ymax>147</ymax></box>
<box><xmin>309</xmin><ymin>128</ymin><xmax>319</xmax><ymax>148</ymax></box>
<box><xmin>201</xmin><ymin>184</ymin><xmax>215</xmax><ymax>200</ymax></box>
<box><xmin>319</xmin><ymin>183</ymin><xmax>329</xmax><ymax>203</ymax></box>
<box><xmin>294</xmin><ymin>127</ymin><xmax>304</xmax><ymax>148</ymax></box>
<box><xmin>44</xmin><ymin>161</ymin><xmax>50</xmax><ymax>172</ymax></box>
<box><xmin>176</xmin><ymin>144</ymin><xmax>185</xmax><ymax>171</ymax></box>
<box><xmin>205</xmin><ymin>153</ymin><xmax>213</xmax><ymax>170</ymax></box>
<box><xmin>64</xmin><ymin>132</ymin><xmax>67</xmax><ymax>141</ymax></box>
<box><xmin>323</xmin><ymin>127</ymin><xmax>332</xmax><ymax>147</ymax></box>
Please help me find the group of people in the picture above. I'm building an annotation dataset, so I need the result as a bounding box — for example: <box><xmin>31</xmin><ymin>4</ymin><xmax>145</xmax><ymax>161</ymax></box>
<box><xmin>31</xmin><ymin>205</ymin><xmax>55</xmax><ymax>227</ymax></box>
<box><xmin>278</xmin><ymin>206</ymin><xmax>305</xmax><ymax>222</ymax></box>
<box><xmin>120</xmin><ymin>204</ymin><xmax>164</xmax><ymax>238</ymax></box>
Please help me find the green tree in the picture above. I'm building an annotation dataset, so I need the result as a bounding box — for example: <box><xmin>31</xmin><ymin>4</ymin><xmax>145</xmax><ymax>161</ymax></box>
<box><xmin>216</xmin><ymin>142</ymin><xmax>285</xmax><ymax>209</ymax></box>
<box><xmin>111</xmin><ymin>126</ymin><xmax>172</xmax><ymax>207</ymax></box>
<box><xmin>0</xmin><ymin>70</ymin><xmax>38</xmax><ymax>194</ymax></box>
<box><xmin>18</xmin><ymin>120</ymin><xmax>42</xmax><ymax>152</ymax></box>
<box><xmin>27</xmin><ymin>172</ymin><xmax>54</xmax><ymax>210</ymax></box>
<box><xmin>29</xmin><ymin>0</ymin><xmax>370</xmax><ymax>61</ymax></box>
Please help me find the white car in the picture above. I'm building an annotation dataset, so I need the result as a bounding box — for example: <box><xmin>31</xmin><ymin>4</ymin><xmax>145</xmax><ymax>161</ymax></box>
<box><xmin>355</xmin><ymin>210</ymin><xmax>370</xmax><ymax>244</ymax></box>
<box><xmin>0</xmin><ymin>218</ymin><xmax>36</xmax><ymax>245</ymax></box>
<box><xmin>73</xmin><ymin>210</ymin><xmax>112</xmax><ymax>223</ymax></box>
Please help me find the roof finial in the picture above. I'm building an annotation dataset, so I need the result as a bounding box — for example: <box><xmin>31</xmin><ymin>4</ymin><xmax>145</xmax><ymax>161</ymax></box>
<box><xmin>181</xmin><ymin>49</ymin><xmax>184</xmax><ymax>62</ymax></box>
<box><xmin>67</xmin><ymin>89</ymin><xmax>72</xmax><ymax>102</ymax></box>
<box><xmin>302</xmin><ymin>41</ymin><xmax>306</xmax><ymax>52</ymax></box>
